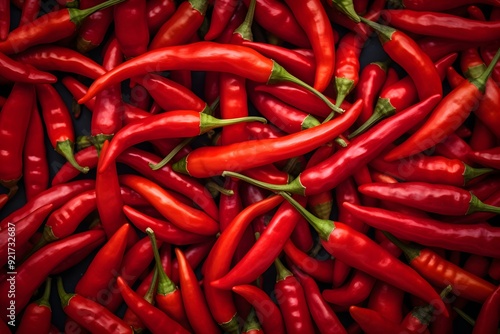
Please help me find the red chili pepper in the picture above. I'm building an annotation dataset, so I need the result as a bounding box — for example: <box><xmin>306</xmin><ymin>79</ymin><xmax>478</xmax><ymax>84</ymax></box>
<box><xmin>470</xmin><ymin>120</ymin><xmax>496</xmax><ymax>151</ymax></box>
<box><xmin>23</xmin><ymin>104</ymin><xmax>49</xmax><ymax>201</ymax></box>
<box><xmin>51</xmin><ymin>146</ymin><xmax>97</xmax><ymax>186</ymax></box>
<box><xmin>175</xmin><ymin>247</ymin><xmax>221</xmax><ymax>334</ymax></box>
<box><xmin>283</xmin><ymin>239</ymin><xmax>334</xmax><ymax>283</ymax></box>
<box><xmin>211</xmin><ymin>196</ymin><xmax>307</xmax><ymax>289</ymax></box>
<box><xmin>0</xmin><ymin>51</ymin><xmax>57</xmax><ymax>83</ymax></box>
<box><xmin>116</xmin><ymin>276</ymin><xmax>189</xmax><ymax>334</ymax></box>
<box><xmin>0</xmin><ymin>230</ymin><xmax>105</xmax><ymax>320</ymax></box>
<box><xmin>225</xmin><ymin>95</ymin><xmax>439</xmax><ymax>196</ymax></box>
<box><xmin>204</xmin><ymin>0</ymin><xmax>238</xmax><ymax>40</ymax></box>
<box><xmin>123</xmin><ymin>205</ymin><xmax>212</xmax><ymax>245</ymax></box>
<box><xmin>481</xmin><ymin>43</ymin><xmax>500</xmax><ymax>85</ymax></box>
<box><xmin>369</xmin><ymin>155</ymin><xmax>492</xmax><ymax>187</ymax></box>
<box><xmin>78</xmin><ymin>42</ymin><xmax>341</xmax><ymax>113</ymax></box>
<box><xmin>334</xmin><ymin>32</ymin><xmax>364</xmax><ymax>107</ymax></box>
<box><xmin>354</xmin><ymin>60</ymin><xmax>388</xmax><ymax>124</ymax></box>
<box><xmin>218</xmin><ymin>178</ymin><xmax>242</xmax><ymax>232</ymax></box>
<box><xmin>489</xmin><ymin>259</ymin><xmax>500</xmax><ymax>281</ymax></box>
<box><xmin>391</xmin><ymin>0</ymin><xmax>500</xmax><ymax>11</ymax></box>
<box><xmin>0</xmin><ymin>0</ymin><xmax>9</xmax><ymax>41</ymax></box>
<box><xmin>0</xmin><ymin>82</ymin><xmax>34</xmax><ymax>193</ymax></box>
<box><xmin>204</xmin><ymin>195</ymin><xmax>283</xmax><ymax>332</ymax></box>
<box><xmin>16</xmin><ymin>277</ymin><xmax>52</xmax><ymax>334</ymax></box>
<box><xmin>36</xmin><ymin>83</ymin><xmax>89</xmax><ymax>174</ymax></box>
<box><xmin>146</xmin><ymin>0</ymin><xmax>176</xmax><ymax>33</ymax></box>
<box><xmin>0</xmin><ymin>179</ymin><xmax>95</xmax><ymax>229</ymax></box>
<box><xmin>382</xmin><ymin>9</ymin><xmax>500</xmax><ymax>43</ymax></box>
<box><xmin>13</xmin><ymin>45</ymin><xmax>106</xmax><ymax>79</ymax></box>
<box><xmin>75</xmin><ymin>224</ymin><xmax>131</xmax><ymax>304</ymax></box>
<box><xmin>349</xmin><ymin>305</ymin><xmax>402</xmax><ymax>334</ymax></box>
<box><xmin>280</xmin><ymin>192</ymin><xmax>447</xmax><ymax>314</ymax></box>
<box><xmin>273</xmin><ymin>258</ymin><xmax>315</xmax><ymax>334</ymax></box>
<box><xmin>472</xmin><ymin>286</ymin><xmax>500</xmax><ymax>333</ymax></box>
<box><xmin>172</xmin><ymin>100</ymin><xmax>362</xmax><ymax>178</ymax></box>
<box><xmin>386</xmin><ymin>234</ymin><xmax>495</xmax><ymax>303</ymax></box>
<box><xmin>232</xmin><ymin>285</ymin><xmax>285</xmax><ymax>334</ymax></box>
<box><xmin>469</xmin><ymin>147</ymin><xmax>500</xmax><ymax>170</ymax></box>
<box><xmin>367</xmin><ymin>281</ymin><xmax>405</xmax><ymax>323</ymax></box>
<box><xmin>0</xmin><ymin>0</ymin><xmax>124</xmax><ymax>54</ymax></box>
<box><xmin>76</xmin><ymin>0</ymin><xmax>114</xmax><ymax>53</ymax></box>
<box><xmin>323</xmin><ymin>270</ymin><xmax>376</xmax><ymax>306</ymax></box>
<box><xmin>113</xmin><ymin>0</ymin><xmax>149</xmax><ymax>57</ymax></box>
<box><xmin>285</xmin><ymin>0</ymin><xmax>334</xmax><ymax>92</ymax></box>
<box><xmin>385</xmin><ymin>49</ymin><xmax>500</xmax><ymax>161</ymax></box>
<box><xmin>350</xmin><ymin>53</ymin><xmax>456</xmax><ymax>138</ymax></box>
<box><xmin>342</xmin><ymin>202</ymin><xmax>500</xmax><ymax>258</ymax></box>
<box><xmin>171</xmin><ymin>240</ymin><xmax>214</xmax><ymax>285</ymax></box>
<box><xmin>149</xmin><ymin>0</ymin><xmax>207</xmax><ymax>49</ymax></box>
<box><xmin>0</xmin><ymin>204</ymin><xmax>53</xmax><ymax>267</ymax></box>
<box><xmin>290</xmin><ymin>265</ymin><xmax>347</xmax><ymax>334</ymax></box>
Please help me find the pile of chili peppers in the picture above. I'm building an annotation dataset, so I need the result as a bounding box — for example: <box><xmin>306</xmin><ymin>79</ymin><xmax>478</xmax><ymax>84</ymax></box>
<box><xmin>1</xmin><ymin>0</ymin><xmax>500</xmax><ymax>332</ymax></box>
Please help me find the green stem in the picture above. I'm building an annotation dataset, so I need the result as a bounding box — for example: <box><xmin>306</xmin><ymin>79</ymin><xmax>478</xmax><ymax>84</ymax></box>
<box><xmin>56</xmin><ymin>140</ymin><xmax>89</xmax><ymax>174</ymax></box>
<box><xmin>144</xmin><ymin>266</ymin><xmax>158</xmax><ymax>304</ymax></box>
<box><xmin>200</xmin><ymin>114</ymin><xmax>266</xmax><ymax>133</ymax></box>
<box><xmin>463</xmin><ymin>164</ymin><xmax>492</xmax><ymax>185</ymax></box>
<box><xmin>470</xmin><ymin>47</ymin><xmax>500</xmax><ymax>93</ymax></box>
<box><xmin>467</xmin><ymin>193</ymin><xmax>500</xmax><ymax>215</ymax></box>
<box><xmin>189</xmin><ymin>0</ymin><xmax>208</xmax><ymax>14</ymax></box>
<box><xmin>69</xmin><ymin>0</ymin><xmax>126</xmax><ymax>25</ymax></box>
<box><xmin>332</xmin><ymin>0</ymin><xmax>360</xmax><ymax>22</ymax></box>
<box><xmin>222</xmin><ymin>171</ymin><xmax>305</xmax><ymax>195</ymax></box>
<box><xmin>37</xmin><ymin>277</ymin><xmax>52</xmax><ymax>308</ymax></box>
<box><xmin>146</xmin><ymin>228</ymin><xmax>177</xmax><ymax>296</ymax></box>
<box><xmin>234</xmin><ymin>0</ymin><xmax>256</xmax><ymax>41</ymax></box>
<box><xmin>453</xmin><ymin>307</ymin><xmax>476</xmax><ymax>326</ymax></box>
<box><xmin>274</xmin><ymin>257</ymin><xmax>293</xmax><ymax>282</ymax></box>
<box><xmin>243</xmin><ymin>309</ymin><xmax>262</xmax><ymax>333</ymax></box>
<box><xmin>348</xmin><ymin>97</ymin><xmax>396</xmax><ymax>138</ymax></box>
<box><xmin>269</xmin><ymin>62</ymin><xmax>344</xmax><ymax>114</ymax></box>
<box><xmin>149</xmin><ymin>137</ymin><xmax>193</xmax><ymax>170</ymax></box>
<box><xmin>359</xmin><ymin>17</ymin><xmax>395</xmax><ymax>43</ymax></box>
<box><xmin>382</xmin><ymin>232</ymin><xmax>420</xmax><ymax>262</ymax></box>
<box><xmin>56</xmin><ymin>277</ymin><xmax>75</xmax><ymax>308</ymax></box>
<box><xmin>205</xmin><ymin>181</ymin><xmax>234</xmax><ymax>196</ymax></box>
<box><xmin>279</xmin><ymin>192</ymin><xmax>334</xmax><ymax>241</ymax></box>
<box><xmin>334</xmin><ymin>77</ymin><xmax>355</xmax><ymax>108</ymax></box>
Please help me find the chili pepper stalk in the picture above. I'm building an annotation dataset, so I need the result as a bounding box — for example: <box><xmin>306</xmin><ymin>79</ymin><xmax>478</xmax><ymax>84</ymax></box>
<box><xmin>278</xmin><ymin>191</ymin><xmax>448</xmax><ymax>315</ymax></box>
<box><xmin>332</xmin><ymin>0</ymin><xmax>360</xmax><ymax>22</ymax></box>
<box><xmin>16</xmin><ymin>277</ymin><xmax>52</xmax><ymax>334</ymax></box>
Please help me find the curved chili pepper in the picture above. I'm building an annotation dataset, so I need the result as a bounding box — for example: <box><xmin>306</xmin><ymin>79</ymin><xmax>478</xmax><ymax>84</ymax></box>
<box><xmin>290</xmin><ymin>265</ymin><xmax>347</xmax><ymax>334</ymax></box>
<box><xmin>16</xmin><ymin>277</ymin><xmax>52</xmax><ymax>334</ymax></box>
<box><xmin>13</xmin><ymin>45</ymin><xmax>106</xmax><ymax>79</ymax></box>
<box><xmin>385</xmin><ymin>50</ymin><xmax>500</xmax><ymax>161</ymax></box>
<box><xmin>171</xmin><ymin>240</ymin><xmax>214</xmax><ymax>285</ymax></box>
<box><xmin>382</xmin><ymin>9</ymin><xmax>500</xmax><ymax>43</ymax></box>
<box><xmin>23</xmin><ymin>104</ymin><xmax>49</xmax><ymax>201</ymax></box>
<box><xmin>473</xmin><ymin>285</ymin><xmax>500</xmax><ymax>333</ymax></box>
<box><xmin>0</xmin><ymin>179</ymin><xmax>95</xmax><ymax>229</ymax></box>
<box><xmin>146</xmin><ymin>0</ymin><xmax>176</xmax><ymax>33</ymax></box>
<box><xmin>241</xmin><ymin>0</ymin><xmax>309</xmax><ymax>48</ymax></box>
<box><xmin>0</xmin><ymin>0</ymin><xmax>124</xmax><ymax>54</ymax></box>
<box><xmin>232</xmin><ymin>285</ymin><xmax>285</xmax><ymax>334</ymax></box>
<box><xmin>350</xmin><ymin>52</ymin><xmax>456</xmax><ymax>138</ymax></box>
<box><xmin>367</xmin><ymin>281</ymin><xmax>404</xmax><ymax>323</ymax></box>
<box><xmin>369</xmin><ymin>155</ymin><xmax>492</xmax><ymax>186</ymax></box>
<box><xmin>149</xmin><ymin>0</ymin><xmax>207</xmax><ymax>49</ymax></box>
<box><xmin>211</xmin><ymin>196</ymin><xmax>307</xmax><ymax>289</ymax></box>
<box><xmin>359</xmin><ymin>181</ymin><xmax>500</xmax><ymax>216</ymax></box>
<box><xmin>76</xmin><ymin>0</ymin><xmax>114</xmax><ymax>53</ymax></box>
<box><xmin>120</xmin><ymin>174</ymin><xmax>219</xmax><ymax>235</ymax></box>
<box><xmin>354</xmin><ymin>61</ymin><xmax>388</xmax><ymax>124</ymax></box>
<box><xmin>349</xmin><ymin>306</ymin><xmax>402</xmax><ymax>334</ymax></box>
<box><xmin>123</xmin><ymin>205</ymin><xmax>212</xmax><ymax>245</ymax></box>
<box><xmin>51</xmin><ymin>146</ymin><xmax>97</xmax><ymax>186</ymax></box>
<box><xmin>434</xmin><ymin>133</ymin><xmax>475</xmax><ymax>166</ymax></box>
<box><xmin>0</xmin><ymin>229</ymin><xmax>105</xmax><ymax>319</ymax></box>
<box><xmin>285</xmin><ymin>0</ymin><xmax>334</xmax><ymax>92</ymax></box>
<box><xmin>204</xmin><ymin>195</ymin><xmax>283</xmax><ymax>332</ymax></box>
<box><xmin>204</xmin><ymin>0</ymin><xmax>238</xmax><ymax>40</ymax></box>
<box><xmin>57</xmin><ymin>278</ymin><xmax>132</xmax><ymax>334</ymax></box>
<box><xmin>75</xmin><ymin>224</ymin><xmax>130</xmax><ymax>304</ymax></box>
<box><xmin>241</xmin><ymin>42</ymin><xmax>315</xmax><ymax>85</ymax></box>
<box><xmin>323</xmin><ymin>270</ymin><xmax>376</xmax><ymax>306</ymax></box>
<box><xmin>342</xmin><ymin>202</ymin><xmax>500</xmax><ymax>258</ymax></box>
<box><xmin>249</xmin><ymin>87</ymin><xmax>320</xmax><ymax>133</ymax></box>
<box><xmin>0</xmin><ymin>82</ymin><xmax>34</xmax><ymax>192</ymax></box>
<box><xmin>481</xmin><ymin>43</ymin><xmax>500</xmax><ymax>86</ymax></box>
<box><xmin>0</xmin><ymin>204</ymin><xmax>53</xmax><ymax>267</ymax></box>
<box><xmin>78</xmin><ymin>42</ymin><xmax>341</xmax><ymax>114</ymax></box>
<box><xmin>273</xmin><ymin>258</ymin><xmax>315</xmax><ymax>334</ymax></box>
<box><xmin>0</xmin><ymin>51</ymin><xmax>56</xmax><ymax>83</ymax></box>
<box><xmin>173</xmin><ymin>100</ymin><xmax>362</xmax><ymax>178</ymax></box>
<box><xmin>36</xmin><ymin>83</ymin><xmax>89</xmax><ymax>174</ymax></box>
<box><xmin>283</xmin><ymin>240</ymin><xmax>334</xmax><ymax>283</ymax></box>
<box><xmin>117</xmin><ymin>148</ymin><xmax>218</xmax><ymax>220</ymax></box>
<box><xmin>224</xmin><ymin>95</ymin><xmax>440</xmax><ymax>196</ymax></box>
<box><xmin>280</xmin><ymin>192</ymin><xmax>447</xmax><ymax>315</ymax></box>
<box><xmin>113</xmin><ymin>0</ymin><xmax>149</xmax><ymax>57</ymax></box>
<box><xmin>469</xmin><ymin>147</ymin><xmax>500</xmax><ymax>170</ymax></box>
<box><xmin>334</xmin><ymin>32</ymin><xmax>364</xmax><ymax>107</ymax></box>
<box><xmin>387</xmin><ymin>234</ymin><xmax>496</xmax><ymax>303</ymax></box>
<box><xmin>175</xmin><ymin>247</ymin><xmax>221</xmax><ymax>334</ymax></box>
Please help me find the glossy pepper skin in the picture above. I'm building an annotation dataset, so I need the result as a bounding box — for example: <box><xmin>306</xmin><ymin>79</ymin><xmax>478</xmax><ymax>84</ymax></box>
<box><xmin>0</xmin><ymin>51</ymin><xmax>56</xmax><ymax>83</ymax></box>
<box><xmin>113</xmin><ymin>0</ymin><xmax>149</xmax><ymax>57</ymax></box>
<box><xmin>473</xmin><ymin>286</ymin><xmax>500</xmax><ymax>334</ymax></box>
<box><xmin>16</xmin><ymin>278</ymin><xmax>52</xmax><ymax>334</ymax></box>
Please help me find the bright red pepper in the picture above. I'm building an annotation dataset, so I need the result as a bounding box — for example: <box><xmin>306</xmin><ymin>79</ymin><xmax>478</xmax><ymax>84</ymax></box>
<box><xmin>323</xmin><ymin>270</ymin><xmax>376</xmax><ymax>306</ymax></box>
<box><xmin>367</xmin><ymin>281</ymin><xmax>404</xmax><ymax>323</ymax></box>
<box><xmin>204</xmin><ymin>0</ymin><xmax>238</xmax><ymax>40</ymax></box>
<box><xmin>16</xmin><ymin>278</ymin><xmax>52</xmax><ymax>334</ymax></box>
<box><xmin>354</xmin><ymin>60</ymin><xmax>388</xmax><ymax>124</ymax></box>
<box><xmin>113</xmin><ymin>0</ymin><xmax>149</xmax><ymax>57</ymax></box>
<box><xmin>349</xmin><ymin>306</ymin><xmax>402</xmax><ymax>334</ymax></box>
<box><xmin>0</xmin><ymin>51</ymin><xmax>57</xmax><ymax>83</ymax></box>
<box><xmin>334</xmin><ymin>32</ymin><xmax>364</xmax><ymax>107</ymax></box>
<box><xmin>146</xmin><ymin>0</ymin><xmax>176</xmax><ymax>33</ymax></box>
<box><xmin>76</xmin><ymin>0</ymin><xmax>114</xmax><ymax>53</ymax></box>
<box><xmin>0</xmin><ymin>0</ymin><xmax>9</xmax><ymax>41</ymax></box>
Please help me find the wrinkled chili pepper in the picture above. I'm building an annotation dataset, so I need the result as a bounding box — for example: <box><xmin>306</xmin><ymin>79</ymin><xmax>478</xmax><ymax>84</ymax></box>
<box><xmin>279</xmin><ymin>192</ymin><xmax>447</xmax><ymax>314</ymax></box>
<box><xmin>172</xmin><ymin>100</ymin><xmax>362</xmax><ymax>178</ymax></box>
<box><xmin>342</xmin><ymin>202</ymin><xmax>500</xmax><ymax>258</ymax></box>
<box><xmin>36</xmin><ymin>83</ymin><xmax>89</xmax><ymax>174</ymax></box>
<box><xmin>16</xmin><ymin>277</ymin><xmax>52</xmax><ymax>334</ymax></box>
<box><xmin>0</xmin><ymin>0</ymin><xmax>124</xmax><ymax>54</ymax></box>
